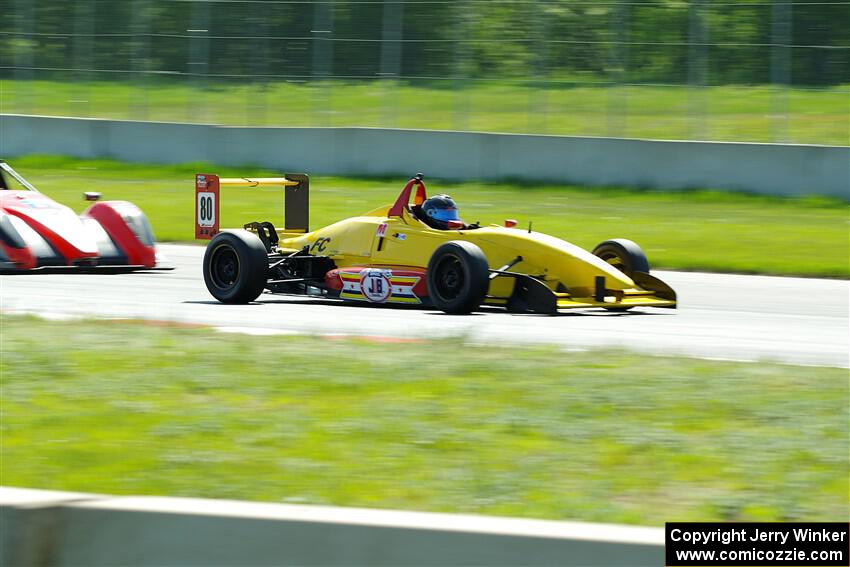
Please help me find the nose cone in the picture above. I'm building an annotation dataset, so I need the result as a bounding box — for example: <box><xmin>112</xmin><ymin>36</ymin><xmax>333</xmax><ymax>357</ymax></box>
<box><xmin>3</xmin><ymin>191</ymin><xmax>99</xmax><ymax>259</ymax></box>
<box><xmin>477</xmin><ymin>227</ymin><xmax>637</xmax><ymax>289</ymax></box>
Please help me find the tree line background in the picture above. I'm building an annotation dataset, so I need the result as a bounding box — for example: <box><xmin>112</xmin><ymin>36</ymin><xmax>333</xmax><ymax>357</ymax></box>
<box><xmin>4</xmin><ymin>0</ymin><xmax>849</xmax><ymax>87</ymax></box>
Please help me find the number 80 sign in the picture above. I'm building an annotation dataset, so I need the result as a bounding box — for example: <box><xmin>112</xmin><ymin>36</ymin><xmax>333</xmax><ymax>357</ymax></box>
<box><xmin>195</xmin><ymin>174</ymin><xmax>220</xmax><ymax>240</ymax></box>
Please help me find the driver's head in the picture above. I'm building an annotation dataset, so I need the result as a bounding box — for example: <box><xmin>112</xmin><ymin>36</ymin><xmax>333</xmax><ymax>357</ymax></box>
<box><xmin>422</xmin><ymin>194</ymin><xmax>462</xmax><ymax>229</ymax></box>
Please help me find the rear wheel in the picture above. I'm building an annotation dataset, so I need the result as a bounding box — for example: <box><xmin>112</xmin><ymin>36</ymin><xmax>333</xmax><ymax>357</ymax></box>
<box><xmin>592</xmin><ymin>239</ymin><xmax>650</xmax><ymax>312</ymax></box>
<box><xmin>427</xmin><ymin>241</ymin><xmax>490</xmax><ymax>314</ymax></box>
<box><xmin>203</xmin><ymin>231</ymin><xmax>269</xmax><ymax>303</ymax></box>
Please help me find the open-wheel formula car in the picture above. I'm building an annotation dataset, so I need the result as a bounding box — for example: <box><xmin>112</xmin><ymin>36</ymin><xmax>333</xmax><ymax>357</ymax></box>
<box><xmin>195</xmin><ymin>172</ymin><xmax>676</xmax><ymax>314</ymax></box>
<box><xmin>0</xmin><ymin>160</ymin><xmax>171</xmax><ymax>272</ymax></box>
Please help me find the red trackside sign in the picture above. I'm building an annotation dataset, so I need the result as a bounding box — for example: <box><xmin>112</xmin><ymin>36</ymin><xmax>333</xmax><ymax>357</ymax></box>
<box><xmin>195</xmin><ymin>173</ymin><xmax>219</xmax><ymax>240</ymax></box>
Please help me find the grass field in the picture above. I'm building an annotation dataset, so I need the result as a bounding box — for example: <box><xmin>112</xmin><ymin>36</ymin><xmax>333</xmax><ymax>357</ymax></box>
<box><xmin>1</xmin><ymin>314</ymin><xmax>847</xmax><ymax>525</ymax></box>
<box><xmin>10</xmin><ymin>156</ymin><xmax>850</xmax><ymax>277</ymax></box>
<box><xmin>2</xmin><ymin>80</ymin><xmax>848</xmax><ymax>146</ymax></box>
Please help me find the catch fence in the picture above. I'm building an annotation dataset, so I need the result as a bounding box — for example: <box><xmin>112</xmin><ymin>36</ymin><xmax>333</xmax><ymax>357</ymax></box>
<box><xmin>2</xmin><ymin>0</ymin><xmax>848</xmax><ymax>145</ymax></box>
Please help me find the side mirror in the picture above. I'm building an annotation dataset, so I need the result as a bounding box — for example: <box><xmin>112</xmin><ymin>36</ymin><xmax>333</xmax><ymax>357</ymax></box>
<box><xmin>84</xmin><ymin>192</ymin><xmax>101</xmax><ymax>202</ymax></box>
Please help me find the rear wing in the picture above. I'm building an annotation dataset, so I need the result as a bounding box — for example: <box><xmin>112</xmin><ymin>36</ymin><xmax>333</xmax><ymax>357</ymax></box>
<box><xmin>194</xmin><ymin>173</ymin><xmax>309</xmax><ymax>240</ymax></box>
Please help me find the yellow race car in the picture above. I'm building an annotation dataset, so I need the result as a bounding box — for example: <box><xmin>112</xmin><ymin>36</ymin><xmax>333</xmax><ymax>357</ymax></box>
<box><xmin>195</xmin><ymin>173</ymin><xmax>676</xmax><ymax>314</ymax></box>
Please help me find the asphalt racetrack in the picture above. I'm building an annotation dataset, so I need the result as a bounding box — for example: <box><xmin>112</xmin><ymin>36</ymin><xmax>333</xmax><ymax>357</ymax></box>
<box><xmin>2</xmin><ymin>244</ymin><xmax>848</xmax><ymax>368</ymax></box>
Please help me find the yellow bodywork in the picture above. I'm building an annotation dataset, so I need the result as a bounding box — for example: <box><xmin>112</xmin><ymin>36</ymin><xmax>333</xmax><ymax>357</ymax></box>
<box><xmin>253</xmin><ymin>197</ymin><xmax>676</xmax><ymax>311</ymax></box>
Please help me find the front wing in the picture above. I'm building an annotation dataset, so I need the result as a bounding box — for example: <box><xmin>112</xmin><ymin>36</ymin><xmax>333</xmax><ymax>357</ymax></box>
<box><xmin>484</xmin><ymin>271</ymin><xmax>677</xmax><ymax>314</ymax></box>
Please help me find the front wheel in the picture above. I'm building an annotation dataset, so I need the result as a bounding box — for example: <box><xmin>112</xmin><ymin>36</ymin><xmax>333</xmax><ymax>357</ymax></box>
<box><xmin>592</xmin><ymin>238</ymin><xmax>650</xmax><ymax>278</ymax></box>
<box><xmin>427</xmin><ymin>241</ymin><xmax>490</xmax><ymax>314</ymax></box>
<box><xmin>592</xmin><ymin>238</ymin><xmax>650</xmax><ymax>312</ymax></box>
<box><xmin>203</xmin><ymin>230</ymin><xmax>269</xmax><ymax>303</ymax></box>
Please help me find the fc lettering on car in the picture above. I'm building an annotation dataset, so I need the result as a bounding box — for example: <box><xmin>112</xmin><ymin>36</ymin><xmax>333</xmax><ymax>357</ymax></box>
<box><xmin>310</xmin><ymin>237</ymin><xmax>331</xmax><ymax>253</ymax></box>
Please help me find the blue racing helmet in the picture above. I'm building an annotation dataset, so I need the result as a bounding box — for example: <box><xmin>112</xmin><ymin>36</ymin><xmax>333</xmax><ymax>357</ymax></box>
<box><xmin>422</xmin><ymin>194</ymin><xmax>462</xmax><ymax>228</ymax></box>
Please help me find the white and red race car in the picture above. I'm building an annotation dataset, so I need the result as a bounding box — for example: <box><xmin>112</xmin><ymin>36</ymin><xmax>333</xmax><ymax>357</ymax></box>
<box><xmin>0</xmin><ymin>160</ymin><xmax>171</xmax><ymax>272</ymax></box>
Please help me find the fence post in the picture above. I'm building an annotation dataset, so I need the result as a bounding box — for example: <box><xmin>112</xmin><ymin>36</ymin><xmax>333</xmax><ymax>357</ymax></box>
<box><xmin>311</xmin><ymin>1</ymin><xmax>334</xmax><ymax>127</ymax></box>
<box><xmin>529</xmin><ymin>0</ymin><xmax>550</xmax><ymax>134</ymax></box>
<box><xmin>131</xmin><ymin>0</ymin><xmax>151</xmax><ymax>121</ymax></box>
<box><xmin>452</xmin><ymin>0</ymin><xmax>471</xmax><ymax>132</ymax></box>
<box><xmin>606</xmin><ymin>2</ymin><xmax>629</xmax><ymax>137</ymax></box>
<box><xmin>13</xmin><ymin>0</ymin><xmax>36</xmax><ymax>115</ymax></box>
<box><xmin>770</xmin><ymin>0</ymin><xmax>792</xmax><ymax>142</ymax></box>
<box><xmin>688</xmin><ymin>0</ymin><xmax>709</xmax><ymax>140</ymax></box>
<box><xmin>71</xmin><ymin>0</ymin><xmax>94</xmax><ymax>118</ymax></box>
<box><xmin>187</xmin><ymin>1</ymin><xmax>211</xmax><ymax>123</ymax></box>
<box><xmin>380</xmin><ymin>0</ymin><xmax>404</xmax><ymax>128</ymax></box>
<box><xmin>248</xmin><ymin>4</ymin><xmax>270</xmax><ymax>126</ymax></box>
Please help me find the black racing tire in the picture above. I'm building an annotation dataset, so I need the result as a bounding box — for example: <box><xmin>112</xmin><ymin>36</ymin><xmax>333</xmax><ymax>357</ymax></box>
<box><xmin>592</xmin><ymin>238</ymin><xmax>650</xmax><ymax>278</ymax></box>
<box><xmin>203</xmin><ymin>230</ymin><xmax>269</xmax><ymax>304</ymax></box>
<box><xmin>427</xmin><ymin>241</ymin><xmax>490</xmax><ymax>315</ymax></box>
<box><xmin>592</xmin><ymin>238</ymin><xmax>650</xmax><ymax>312</ymax></box>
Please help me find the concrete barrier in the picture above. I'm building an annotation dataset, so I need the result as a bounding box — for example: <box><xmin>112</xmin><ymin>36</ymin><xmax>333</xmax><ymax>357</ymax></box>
<box><xmin>0</xmin><ymin>487</ymin><xmax>664</xmax><ymax>566</ymax></box>
<box><xmin>1</xmin><ymin>114</ymin><xmax>847</xmax><ymax>199</ymax></box>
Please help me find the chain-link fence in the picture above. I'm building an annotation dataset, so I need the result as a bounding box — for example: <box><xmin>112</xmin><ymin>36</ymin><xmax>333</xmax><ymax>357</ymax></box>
<box><xmin>2</xmin><ymin>0</ymin><xmax>848</xmax><ymax>145</ymax></box>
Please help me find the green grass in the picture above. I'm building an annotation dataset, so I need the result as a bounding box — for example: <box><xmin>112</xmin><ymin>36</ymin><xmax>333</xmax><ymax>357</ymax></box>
<box><xmin>1</xmin><ymin>315</ymin><xmax>847</xmax><ymax>524</ymax></box>
<box><xmin>10</xmin><ymin>155</ymin><xmax>850</xmax><ymax>277</ymax></box>
<box><xmin>2</xmin><ymin>79</ymin><xmax>848</xmax><ymax>145</ymax></box>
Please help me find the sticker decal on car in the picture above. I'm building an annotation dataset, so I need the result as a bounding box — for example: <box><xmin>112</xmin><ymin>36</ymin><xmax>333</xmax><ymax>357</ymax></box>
<box><xmin>309</xmin><ymin>237</ymin><xmax>331</xmax><ymax>254</ymax></box>
<box><xmin>197</xmin><ymin>192</ymin><xmax>216</xmax><ymax>228</ymax></box>
<box><xmin>361</xmin><ymin>269</ymin><xmax>392</xmax><ymax>302</ymax></box>
<box><xmin>339</xmin><ymin>269</ymin><xmax>421</xmax><ymax>304</ymax></box>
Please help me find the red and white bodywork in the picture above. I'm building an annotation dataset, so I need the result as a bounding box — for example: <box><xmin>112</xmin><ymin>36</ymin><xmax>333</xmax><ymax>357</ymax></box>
<box><xmin>0</xmin><ymin>161</ymin><xmax>170</xmax><ymax>272</ymax></box>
